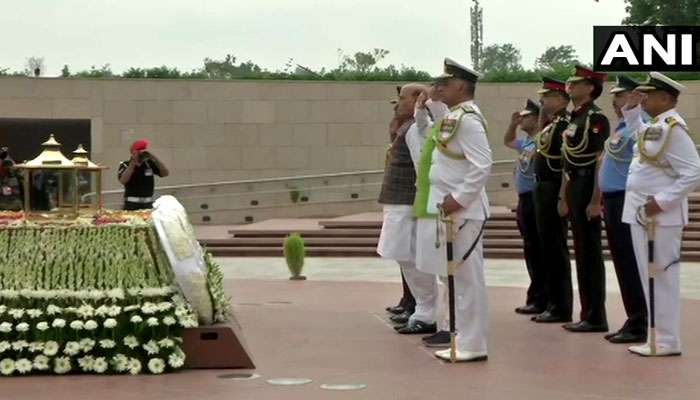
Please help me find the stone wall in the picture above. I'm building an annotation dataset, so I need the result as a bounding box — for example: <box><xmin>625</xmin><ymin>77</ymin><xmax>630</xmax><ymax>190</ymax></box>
<box><xmin>1</xmin><ymin>77</ymin><xmax>699</xmax><ymax>193</ymax></box>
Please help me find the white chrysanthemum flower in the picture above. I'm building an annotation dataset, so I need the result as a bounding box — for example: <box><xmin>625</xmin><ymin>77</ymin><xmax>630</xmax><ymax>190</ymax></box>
<box><xmin>33</xmin><ymin>355</ymin><xmax>50</xmax><ymax>371</ymax></box>
<box><xmin>63</xmin><ymin>341</ymin><xmax>81</xmax><ymax>356</ymax></box>
<box><xmin>112</xmin><ymin>354</ymin><xmax>129</xmax><ymax>372</ymax></box>
<box><xmin>0</xmin><ymin>305</ymin><xmax>6</xmax><ymax>314</ymax></box>
<box><xmin>95</xmin><ymin>305</ymin><xmax>110</xmax><ymax>317</ymax></box>
<box><xmin>130</xmin><ymin>315</ymin><xmax>143</xmax><ymax>324</ymax></box>
<box><xmin>78</xmin><ymin>356</ymin><xmax>95</xmax><ymax>372</ymax></box>
<box><xmin>168</xmin><ymin>352</ymin><xmax>185</xmax><ymax>369</ymax></box>
<box><xmin>79</xmin><ymin>338</ymin><xmax>96</xmax><ymax>352</ymax></box>
<box><xmin>174</xmin><ymin>306</ymin><xmax>189</xmax><ymax>318</ymax></box>
<box><xmin>179</xmin><ymin>316</ymin><xmax>197</xmax><ymax>328</ymax></box>
<box><xmin>77</xmin><ymin>305</ymin><xmax>95</xmax><ymax>319</ymax></box>
<box><xmin>146</xmin><ymin>317</ymin><xmax>159</xmax><ymax>327</ymax></box>
<box><xmin>143</xmin><ymin>340</ymin><xmax>159</xmax><ymax>355</ymax></box>
<box><xmin>0</xmin><ymin>358</ymin><xmax>15</xmax><ymax>375</ymax></box>
<box><xmin>158</xmin><ymin>302</ymin><xmax>173</xmax><ymax>312</ymax></box>
<box><xmin>69</xmin><ymin>320</ymin><xmax>84</xmax><ymax>330</ymax></box>
<box><xmin>128</xmin><ymin>358</ymin><xmax>142</xmax><ymax>375</ymax></box>
<box><xmin>106</xmin><ymin>288</ymin><xmax>125</xmax><ymax>299</ymax></box>
<box><xmin>0</xmin><ymin>342</ymin><xmax>10</xmax><ymax>353</ymax></box>
<box><xmin>43</xmin><ymin>341</ymin><xmax>59</xmax><ymax>356</ymax></box>
<box><xmin>11</xmin><ymin>341</ymin><xmax>28</xmax><ymax>351</ymax></box>
<box><xmin>93</xmin><ymin>357</ymin><xmax>108</xmax><ymax>373</ymax></box>
<box><xmin>148</xmin><ymin>358</ymin><xmax>165</xmax><ymax>374</ymax></box>
<box><xmin>84</xmin><ymin>320</ymin><xmax>98</xmax><ymax>331</ymax></box>
<box><xmin>103</xmin><ymin>318</ymin><xmax>118</xmax><ymax>329</ymax></box>
<box><xmin>123</xmin><ymin>305</ymin><xmax>139</xmax><ymax>312</ymax></box>
<box><xmin>15</xmin><ymin>358</ymin><xmax>32</xmax><ymax>374</ymax></box>
<box><xmin>15</xmin><ymin>322</ymin><xmax>29</xmax><ymax>332</ymax></box>
<box><xmin>8</xmin><ymin>309</ymin><xmax>24</xmax><ymax>319</ymax></box>
<box><xmin>107</xmin><ymin>306</ymin><xmax>122</xmax><ymax>317</ymax></box>
<box><xmin>26</xmin><ymin>309</ymin><xmax>43</xmax><ymax>319</ymax></box>
<box><xmin>0</xmin><ymin>322</ymin><xmax>12</xmax><ymax>333</ymax></box>
<box><xmin>36</xmin><ymin>321</ymin><xmax>50</xmax><ymax>331</ymax></box>
<box><xmin>123</xmin><ymin>336</ymin><xmax>139</xmax><ymax>349</ymax></box>
<box><xmin>141</xmin><ymin>303</ymin><xmax>157</xmax><ymax>315</ymax></box>
<box><xmin>28</xmin><ymin>342</ymin><xmax>44</xmax><ymax>353</ymax></box>
<box><xmin>158</xmin><ymin>338</ymin><xmax>175</xmax><ymax>348</ymax></box>
<box><xmin>52</xmin><ymin>318</ymin><xmax>66</xmax><ymax>328</ymax></box>
<box><xmin>54</xmin><ymin>357</ymin><xmax>71</xmax><ymax>374</ymax></box>
<box><xmin>162</xmin><ymin>316</ymin><xmax>176</xmax><ymax>326</ymax></box>
<box><xmin>99</xmin><ymin>339</ymin><xmax>116</xmax><ymax>349</ymax></box>
<box><xmin>46</xmin><ymin>304</ymin><xmax>62</xmax><ymax>315</ymax></box>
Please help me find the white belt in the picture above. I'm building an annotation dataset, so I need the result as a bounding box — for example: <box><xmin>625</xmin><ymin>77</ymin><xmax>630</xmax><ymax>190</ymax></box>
<box><xmin>125</xmin><ymin>196</ymin><xmax>153</xmax><ymax>203</ymax></box>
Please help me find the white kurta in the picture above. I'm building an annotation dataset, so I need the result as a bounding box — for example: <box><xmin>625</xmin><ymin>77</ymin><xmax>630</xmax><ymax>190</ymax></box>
<box><xmin>415</xmin><ymin>100</ymin><xmax>492</xmax><ymax>353</ymax></box>
<box><xmin>377</xmin><ymin>204</ymin><xmax>416</xmax><ymax>262</ymax></box>
<box><xmin>621</xmin><ymin>106</ymin><xmax>700</xmax><ymax>351</ymax></box>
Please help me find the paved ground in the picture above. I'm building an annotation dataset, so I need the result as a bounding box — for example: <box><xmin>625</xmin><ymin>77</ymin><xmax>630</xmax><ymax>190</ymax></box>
<box><xmin>4</xmin><ymin>257</ymin><xmax>700</xmax><ymax>399</ymax></box>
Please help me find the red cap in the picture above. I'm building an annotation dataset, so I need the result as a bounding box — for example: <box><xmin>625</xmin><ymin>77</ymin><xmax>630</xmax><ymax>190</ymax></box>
<box><xmin>568</xmin><ymin>65</ymin><xmax>607</xmax><ymax>83</ymax></box>
<box><xmin>130</xmin><ymin>139</ymin><xmax>150</xmax><ymax>153</ymax></box>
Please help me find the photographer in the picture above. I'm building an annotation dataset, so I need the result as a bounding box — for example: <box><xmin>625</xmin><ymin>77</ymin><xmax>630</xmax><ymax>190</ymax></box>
<box><xmin>0</xmin><ymin>147</ymin><xmax>23</xmax><ymax>211</ymax></box>
<box><xmin>117</xmin><ymin>139</ymin><xmax>169</xmax><ymax>210</ymax></box>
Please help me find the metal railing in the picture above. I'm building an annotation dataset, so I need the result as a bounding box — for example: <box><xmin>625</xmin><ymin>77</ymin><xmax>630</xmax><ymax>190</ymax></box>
<box><xmin>92</xmin><ymin>159</ymin><xmax>518</xmax><ymax>211</ymax></box>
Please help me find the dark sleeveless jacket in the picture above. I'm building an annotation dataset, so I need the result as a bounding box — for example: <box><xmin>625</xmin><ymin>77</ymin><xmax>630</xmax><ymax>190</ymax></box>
<box><xmin>378</xmin><ymin>119</ymin><xmax>417</xmax><ymax>205</ymax></box>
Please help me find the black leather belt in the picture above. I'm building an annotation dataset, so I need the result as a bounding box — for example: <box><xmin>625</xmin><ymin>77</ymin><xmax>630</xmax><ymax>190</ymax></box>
<box><xmin>566</xmin><ymin>168</ymin><xmax>595</xmax><ymax>180</ymax></box>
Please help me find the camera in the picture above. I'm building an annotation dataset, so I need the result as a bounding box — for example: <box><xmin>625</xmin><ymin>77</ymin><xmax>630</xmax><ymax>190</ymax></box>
<box><xmin>137</xmin><ymin>151</ymin><xmax>152</xmax><ymax>163</ymax></box>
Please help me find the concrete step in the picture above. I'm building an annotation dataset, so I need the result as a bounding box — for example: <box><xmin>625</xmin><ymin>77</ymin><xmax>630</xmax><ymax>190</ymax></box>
<box><xmin>229</xmin><ymin>228</ymin><xmax>382</xmax><ymax>238</ymax></box>
<box><xmin>203</xmin><ymin>237</ymin><xmax>379</xmax><ymax>247</ymax></box>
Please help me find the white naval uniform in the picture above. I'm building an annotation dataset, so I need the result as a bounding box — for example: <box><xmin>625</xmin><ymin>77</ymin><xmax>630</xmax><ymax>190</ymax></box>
<box><xmin>415</xmin><ymin>100</ymin><xmax>492</xmax><ymax>353</ymax></box>
<box><xmin>622</xmin><ymin>105</ymin><xmax>700</xmax><ymax>352</ymax></box>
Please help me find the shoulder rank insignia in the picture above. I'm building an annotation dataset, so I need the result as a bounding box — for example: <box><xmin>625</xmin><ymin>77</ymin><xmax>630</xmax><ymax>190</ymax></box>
<box><xmin>643</xmin><ymin>125</ymin><xmax>663</xmax><ymax>141</ymax></box>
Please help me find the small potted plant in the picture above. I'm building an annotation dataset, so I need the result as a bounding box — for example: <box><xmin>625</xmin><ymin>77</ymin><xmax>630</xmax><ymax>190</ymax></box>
<box><xmin>283</xmin><ymin>233</ymin><xmax>306</xmax><ymax>280</ymax></box>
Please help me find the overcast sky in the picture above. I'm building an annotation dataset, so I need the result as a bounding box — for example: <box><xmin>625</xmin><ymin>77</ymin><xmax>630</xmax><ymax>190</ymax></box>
<box><xmin>0</xmin><ymin>0</ymin><xmax>628</xmax><ymax>76</ymax></box>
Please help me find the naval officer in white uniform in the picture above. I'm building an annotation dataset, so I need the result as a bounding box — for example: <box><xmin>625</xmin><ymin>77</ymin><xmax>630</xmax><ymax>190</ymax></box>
<box><xmin>622</xmin><ymin>72</ymin><xmax>700</xmax><ymax>357</ymax></box>
<box><xmin>414</xmin><ymin>58</ymin><xmax>492</xmax><ymax>362</ymax></box>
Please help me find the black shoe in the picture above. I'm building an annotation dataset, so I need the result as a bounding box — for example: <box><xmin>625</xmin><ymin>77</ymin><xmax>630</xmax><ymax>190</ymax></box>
<box><xmin>396</xmin><ymin>321</ymin><xmax>437</xmax><ymax>335</ymax></box>
<box><xmin>422</xmin><ymin>331</ymin><xmax>451</xmax><ymax>348</ymax></box>
<box><xmin>563</xmin><ymin>321</ymin><xmax>609</xmax><ymax>333</ymax></box>
<box><xmin>393</xmin><ymin>324</ymin><xmax>407</xmax><ymax>331</ymax></box>
<box><xmin>532</xmin><ymin>310</ymin><xmax>572</xmax><ymax>323</ymax></box>
<box><xmin>386</xmin><ymin>305</ymin><xmax>406</xmax><ymax>315</ymax></box>
<box><xmin>607</xmin><ymin>331</ymin><xmax>646</xmax><ymax>344</ymax></box>
<box><xmin>515</xmin><ymin>304</ymin><xmax>545</xmax><ymax>315</ymax></box>
<box><xmin>390</xmin><ymin>312</ymin><xmax>411</xmax><ymax>325</ymax></box>
<box><xmin>604</xmin><ymin>330</ymin><xmax>621</xmax><ymax>340</ymax></box>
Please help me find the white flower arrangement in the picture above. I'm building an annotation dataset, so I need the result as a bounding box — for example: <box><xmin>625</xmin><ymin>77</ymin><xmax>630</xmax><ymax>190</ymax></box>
<box><xmin>78</xmin><ymin>356</ymin><xmax>95</xmax><ymax>372</ymax></box>
<box><xmin>163</xmin><ymin>316</ymin><xmax>176</xmax><ymax>326</ymax></box>
<box><xmin>26</xmin><ymin>309</ymin><xmax>43</xmax><ymax>319</ymax></box>
<box><xmin>15</xmin><ymin>322</ymin><xmax>30</xmax><ymax>332</ymax></box>
<box><xmin>36</xmin><ymin>321</ymin><xmax>50</xmax><ymax>331</ymax></box>
<box><xmin>15</xmin><ymin>358</ymin><xmax>32</xmax><ymax>374</ymax></box>
<box><xmin>112</xmin><ymin>354</ymin><xmax>129</xmax><ymax>372</ymax></box>
<box><xmin>46</xmin><ymin>304</ymin><xmax>62</xmax><ymax>315</ymax></box>
<box><xmin>0</xmin><ymin>342</ymin><xmax>10</xmax><ymax>353</ymax></box>
<box><xmin>168</xmin><ymin>349</ymin><xmax>185</xmax><ymax>369</ymax></box>
<box><xmin>11</xmin><ymin>341</ymin><xmax>28</xmax><ymax>351</ymax></box>
<box><xmin>99</xmin><ymin>339</ymin><xmax>116</xmax><ymax>349</ymax></box>
<box><xmin>146</xmin><ymin>317</ymin><xmax>159</xmax><ymax>327</ymax></box>
<box><xmin>130</xmin><ymin>315</ymin><xmax>143</xmax><ymax>324</ymax></box>
<box><xmin>79</xmin><ymin>338</ymin><xmax>96</xmax><ymax>353</ymax></box>
<box><xmin>28</xmin><ymin>342</ymin><xmax>44</xmax><ymax>353</ymax></box>
<box><xmin>93</xmin><ymin>357</ymin><xmax>108</xmax><ymax>373</ymax></box>
<box><xmin>158</xmin><ymin>338</ymin><xmax>175</xmax><ymax>348</ymax></box>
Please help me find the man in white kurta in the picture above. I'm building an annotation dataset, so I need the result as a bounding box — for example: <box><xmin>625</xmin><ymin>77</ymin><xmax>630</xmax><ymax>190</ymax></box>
<box><xmin>377</xmin><ymin>84</ymin><xmax>438</xmax><ymax>334</ymax></box>
<box><xmin>414</xmin><ymin>58</ymin><xmax>492</xmax><ymax>362</ymax></box>
<box><xmin>621</xmin><ymin>72</ymin><xmax>700</xmax><ymax>357</ymax></box>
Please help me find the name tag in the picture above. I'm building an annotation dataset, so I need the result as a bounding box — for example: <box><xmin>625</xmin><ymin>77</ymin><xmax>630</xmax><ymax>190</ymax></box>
<box><xmin>644</xmin><ymin>126</ymin><xmax>663</xmax><ymax>142</ymax></box>
<box><xmin>144</xmin><ymin>169</ymin><xmax>154</xmax><ymax>177</ymax></box>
